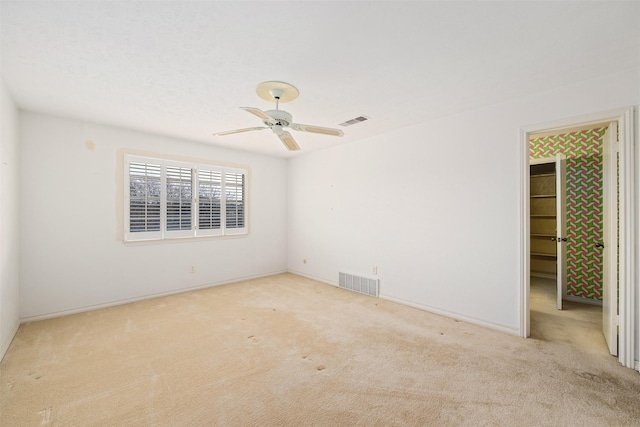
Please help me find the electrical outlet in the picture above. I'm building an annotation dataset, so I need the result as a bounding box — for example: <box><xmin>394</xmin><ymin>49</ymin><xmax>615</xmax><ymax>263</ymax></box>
<box><xmin>372</xmin><ymin>266</ymin><xmax>378</xmax><ymax>275</ymax></box>
<box><xmin>190</xmin><ymin>265</ymin><xmax>196</xmax><ymax>273</ymax></box>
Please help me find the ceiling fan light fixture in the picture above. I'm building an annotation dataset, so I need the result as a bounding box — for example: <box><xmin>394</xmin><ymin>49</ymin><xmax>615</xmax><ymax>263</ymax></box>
<box><xmin>214</xmin><ymin>81</ymin><xmax>343</xmax><ymax>151</ymax></box>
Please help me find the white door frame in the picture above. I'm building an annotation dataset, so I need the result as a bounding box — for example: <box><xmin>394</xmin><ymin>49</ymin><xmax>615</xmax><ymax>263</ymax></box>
<box><xmin>519</xmin><ymin>107</ymin><xmax>636</xmax><ymax>370</ymax></box>
<box><xmin>555</xmin><ymin>153</ymin><xmax>568</xmax><ymax>312</ymax></box>
<box><xmin>602</xmin><ymin>122</ymin><xmax>618</xmax><ymax>356</ymax></box>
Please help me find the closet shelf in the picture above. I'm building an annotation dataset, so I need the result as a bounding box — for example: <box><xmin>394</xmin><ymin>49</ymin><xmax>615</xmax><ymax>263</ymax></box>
<box><xmin>531</xmin><ymin>271</ymin><xmax>557</xmax><ymax>280</ymax></box>
<box><xmin>531</xmin><ymin>173</ymin><xmax>555</xmax><ymax>178</ymax></box>
<box><xmin>531</xmin><ymin>252</ymin><xmax>557</xmax><ymax>258</ymax></box>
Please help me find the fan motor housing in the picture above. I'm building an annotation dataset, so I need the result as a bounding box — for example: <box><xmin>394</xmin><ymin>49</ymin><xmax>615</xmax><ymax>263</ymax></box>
<box><xmin>265</xmin><ymin>109</ymin><xmax>292</xmax><ymax>127</ymax></box>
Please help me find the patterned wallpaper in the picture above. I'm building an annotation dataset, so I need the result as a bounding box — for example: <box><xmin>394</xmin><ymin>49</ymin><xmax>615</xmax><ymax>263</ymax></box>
<box><xmin>530</xmin><ymin>128</ymin><xmax>606</xmax><ymax>301</ymax></box>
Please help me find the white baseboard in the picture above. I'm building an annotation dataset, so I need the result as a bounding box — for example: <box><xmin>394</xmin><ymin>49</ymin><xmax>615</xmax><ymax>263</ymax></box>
<box><xmin>563</xmin><ymin>295</ymin><xmax>603</xmax><ymax>306</ymax></box>
<box><xmin>1</xmin><ymin>320</ymin><xmax>20</xmax><ymax>363</ymax></box>
<box><xmin>288</xmin><ymin>271</ymin><xmax>520</xmax><ymax>336</ymax></box>
<box><xmin>379</xmin><ymin>294</ymin><xmax>520</xmax><ymax>336</ymax></box>
<box><xmin>20</xmin><ymin>270</ymin><xmax>288</xmax><ymax>323</ymax></box>
<box><xmin>287</xmin><ymin>270</ymin><xmax>338</xmax><ymax>287</ymax></box>
<box><xmin>19</xmin><ymin>270</ymin><xmax>519</xmax><ymax>340</ymax></box>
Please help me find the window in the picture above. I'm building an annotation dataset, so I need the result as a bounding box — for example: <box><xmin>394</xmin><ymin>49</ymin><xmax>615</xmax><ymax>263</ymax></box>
<box><xmin>125</xmin><ymin>155</ymin><xmax>248</xmax><ymax>241</ymax></box>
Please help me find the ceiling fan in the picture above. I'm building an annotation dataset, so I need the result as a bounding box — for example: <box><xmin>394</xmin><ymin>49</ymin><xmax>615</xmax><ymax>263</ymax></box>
<box><xmin>214</xmin><ymin>81</ymin><xmax>344</xmax><ymax>151</ymax></box>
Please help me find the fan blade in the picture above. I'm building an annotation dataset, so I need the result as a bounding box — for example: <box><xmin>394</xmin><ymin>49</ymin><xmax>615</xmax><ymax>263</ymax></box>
<box><xmin>290</xmin><ymin>123</ymin><xmax>344</xmax><ymax>137</ymax></box>
<box><xmin>241</xmin><ymin>107</ymin><xmax>276</xmax><ymax>124</ymax></box>
<box><xmin>214</xmin><ymin>126</ymin><xmax>268</xmax><ymax>136</ymax></box>
<box><xmin>275</xmin><ymin>130</ymin><xmax>300</xmax><ymax>151</ymax></box>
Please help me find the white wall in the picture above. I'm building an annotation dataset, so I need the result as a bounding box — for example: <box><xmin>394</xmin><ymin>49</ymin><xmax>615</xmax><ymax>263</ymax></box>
<box><xmin>19</xmin><ymin>113</ymin><xmax>288</xmax><ymax>320</ymax></box>
<box><xmin>0</xmin><ymin>77</ymin><xmax>20</xmax><ymax>359</ymax></box>
<box><xmin>288</xmin><ymin>68</ymin><xmax>640</xmax><ymax>335</ymax></box>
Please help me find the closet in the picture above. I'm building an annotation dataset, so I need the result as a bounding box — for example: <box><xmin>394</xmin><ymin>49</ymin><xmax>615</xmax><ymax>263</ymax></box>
<box><xmin>530</xmin><ymin>154</ymin><xmax>567</xmax><ymax>310</ymax></box>
<box><xmin>530</xmin><ymin>161</ymin><xmax>557</xmax><ymax>280</ymax></box>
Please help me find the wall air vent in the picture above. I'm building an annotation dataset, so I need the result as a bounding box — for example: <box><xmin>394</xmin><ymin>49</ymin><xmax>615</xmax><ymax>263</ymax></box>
<box><xmin>339</xmin><ymin>116</ymin><xmax>369</xmax><ymax>127</ymax></box>
<box><xmin>339</xmin><ymin>272</ymin><xmax>379</xmax><ymax>297</ymax></box>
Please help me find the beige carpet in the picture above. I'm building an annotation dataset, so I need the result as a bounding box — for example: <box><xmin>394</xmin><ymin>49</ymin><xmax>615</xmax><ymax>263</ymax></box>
<box><xmin>1</xmin><ymin>273</ymin><xmax>639</xmax><ymax>426</ymax></box>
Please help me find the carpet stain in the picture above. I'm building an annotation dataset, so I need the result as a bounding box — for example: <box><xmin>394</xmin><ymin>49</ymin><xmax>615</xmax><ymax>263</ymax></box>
<box><xmin>38</xmin><ymin>406</ymin><xmax>52</xmax><ymax>424</ymax></box>
<box><xmin>316</xmin><ymin>365</ymin><xmax>325</xmax><ymax>371</ymax></box>
<box><xmin>574</xmin><ymin>370</ymin><xmax>623</xmax><ymax>388</ymax></box>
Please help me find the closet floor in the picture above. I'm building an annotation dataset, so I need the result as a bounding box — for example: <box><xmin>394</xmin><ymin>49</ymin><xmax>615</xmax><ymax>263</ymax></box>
<box><xmin>530</xmin><ymin>277</ymin><xmax>606</xmax><ymax>355</ymax></box>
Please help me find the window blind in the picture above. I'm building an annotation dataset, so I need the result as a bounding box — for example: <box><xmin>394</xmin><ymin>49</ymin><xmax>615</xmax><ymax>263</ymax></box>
<box><xmin>124</xmin><ymin>155</ymin><xmax>248</xmax><ymax>241</ymax></box>
<box><xmin>166</xmin><ymin>166</ymin><xmax>192</xmax><ymax>231</ymax></box>
<box><xmin>198</xmin><ymin>169</ymin><xmax>222</xmax><ymax>232</ymax></box>
<box><xmin>128</xmin><ymin>162</ymin><xmax>161</xmax><ymax>233</ymax></box>
<box><xmin>225</xmin><ymin>172</ymin><xmax>245</xmax><ymax>229</ymax></box>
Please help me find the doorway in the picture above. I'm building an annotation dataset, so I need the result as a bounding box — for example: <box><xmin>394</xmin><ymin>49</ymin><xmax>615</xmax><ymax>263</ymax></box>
<box><xmin>519</xmin><ymin>107</ymin><xmax>636</xmax><ymax>370</ymax></box>
<box><xmin>529</xmin><ymin>127</ymin><xmax>608</xmax><ymax>352</ymax></box>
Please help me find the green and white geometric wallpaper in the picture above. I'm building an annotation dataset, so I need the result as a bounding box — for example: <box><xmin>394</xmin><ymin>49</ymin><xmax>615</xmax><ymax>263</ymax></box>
<box><xmin>530</xmin><ymin>127</ymin><xmax>606</xmax><ymax>301</ymax></box>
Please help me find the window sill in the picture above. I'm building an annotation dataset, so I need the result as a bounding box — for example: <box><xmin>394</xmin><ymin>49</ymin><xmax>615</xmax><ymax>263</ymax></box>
<box><xmin>123</xmin><ymin>232</ymin><xmax>248</xmax><ymax>246</ymax></box>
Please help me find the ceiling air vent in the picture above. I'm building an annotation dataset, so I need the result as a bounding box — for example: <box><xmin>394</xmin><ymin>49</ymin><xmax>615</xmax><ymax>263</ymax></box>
<box><xmin>339</xmin><ymin>116</ymin><xmax>369</xmax><ymax>127</ymax></box>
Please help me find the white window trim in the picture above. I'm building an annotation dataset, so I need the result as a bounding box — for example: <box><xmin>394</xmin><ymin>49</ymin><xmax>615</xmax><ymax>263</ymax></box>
<box><xmin>124</xmin><ymin>154</ymin><xmax>248</xmax><ymax>242</ymax></box>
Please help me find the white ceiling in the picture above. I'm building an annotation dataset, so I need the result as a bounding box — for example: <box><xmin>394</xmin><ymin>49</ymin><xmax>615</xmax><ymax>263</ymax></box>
<box><xmin>1</xmin><ymin>1</ymin><xmax>639</xmax><ymax>158</ymax></box>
